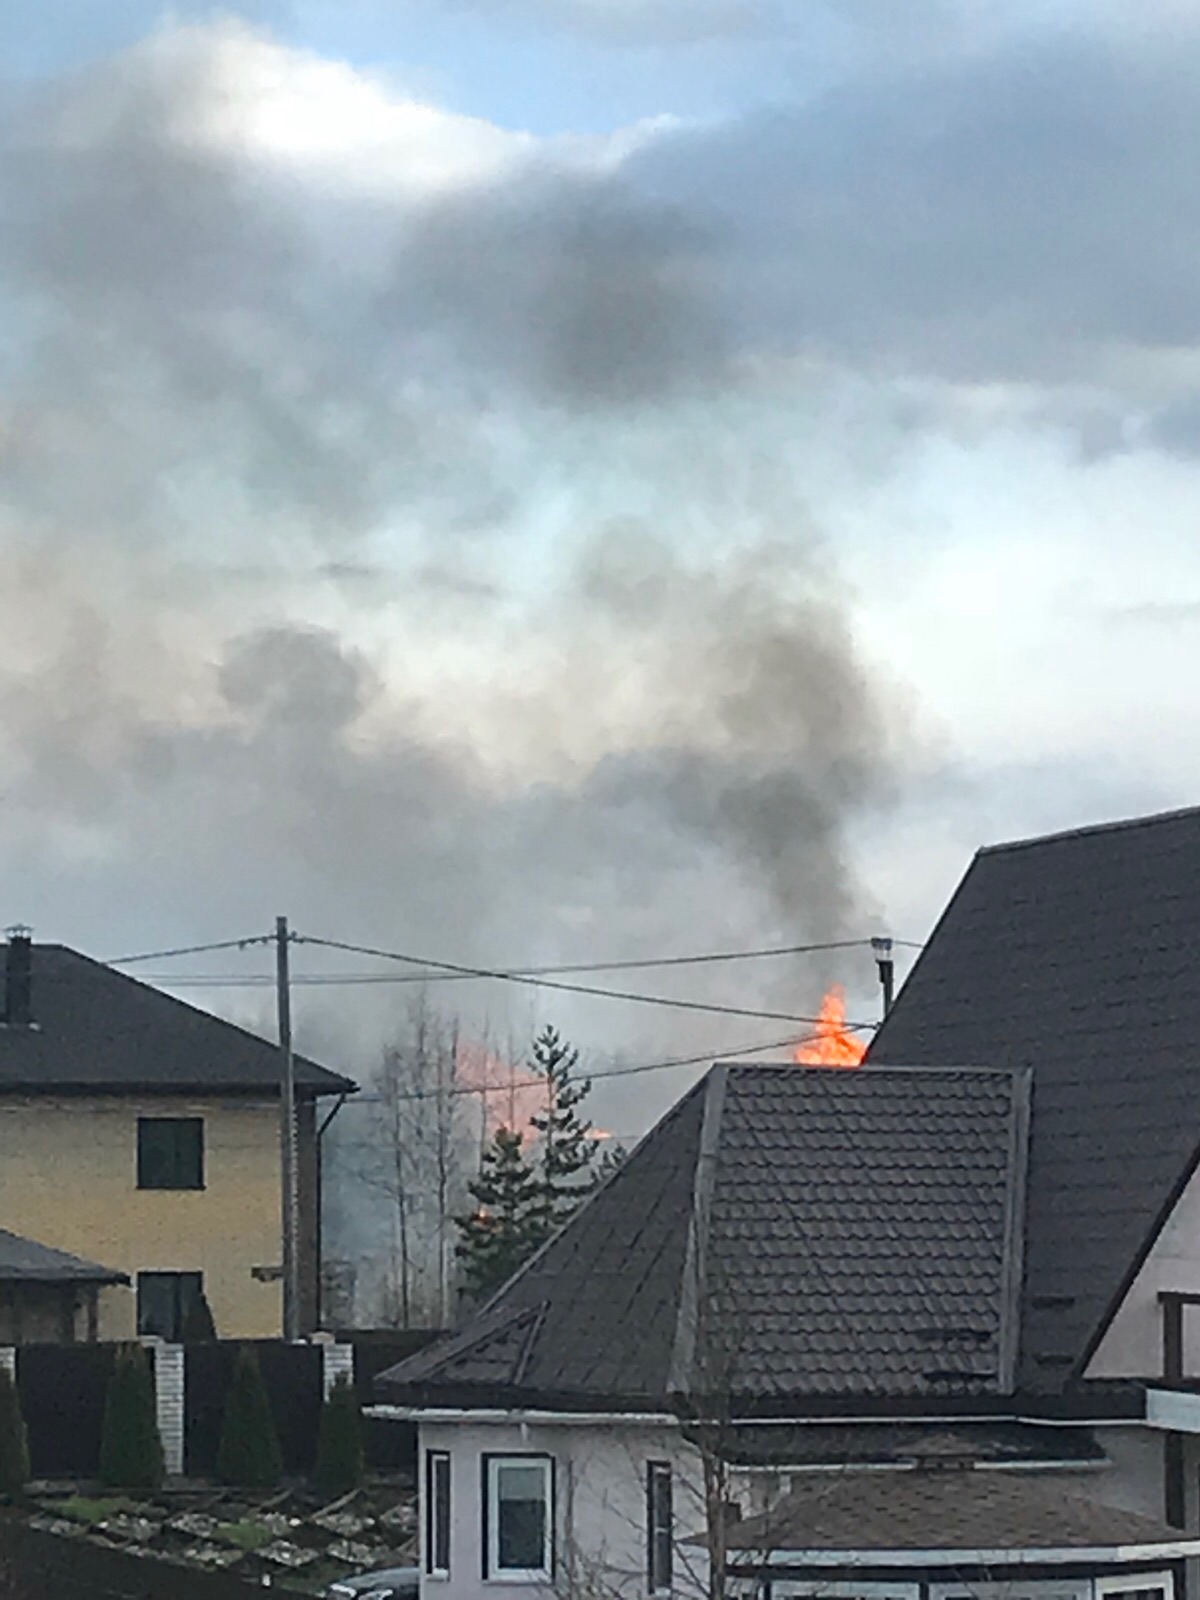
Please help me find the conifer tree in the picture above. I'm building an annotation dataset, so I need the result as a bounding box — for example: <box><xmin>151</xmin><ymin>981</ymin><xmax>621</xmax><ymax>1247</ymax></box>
<box><xmin>454</xmin><ymin>1126</ymin><xmax>542</xmax><ymax>1304</ymax></box>
<box><xmin>313</xmin><ymin>1374</ymin><xmax>364</xmax><ymax>1495</ymax></box>
<box><xmin>0</xmin><ymin>1364</ymin><xmax>29</xmax><ymax>1498</ymax></box>
<box><xmin>594</xmin><ymin>1139</ymin><xmax>628</xmax><ymax>1186</ymax></box>
<box><xmin>528</xmin><ymin>1025</ymin><xmax>598</xmax><ymax>1238</ymax></box>
<box><xmin>182</xmin><ymin>1290</ymin><xmax>218</xmax><ymax>1343</ymax></box>
<box><xmin>99</xmin><ymin>1347</ymin><xmax>164</xmax><ymax>1490</ymax></box>
<box><xmin>216</xmin><ymin>1348</ymin><xmax>283</xmax><ymax>1488</ymax></box>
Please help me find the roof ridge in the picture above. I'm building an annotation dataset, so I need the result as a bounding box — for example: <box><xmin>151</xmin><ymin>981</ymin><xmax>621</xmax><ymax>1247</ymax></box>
<box><xmin>720</xmin><ymin>1061</ymin><xmax>1020</xmax><ymax>1077</ymax></box>
<box><xmin>667</xmin><ymin>1063</ymin><xmax>728</xmax><ymax>1398</ymax></box>
<box><xmin>471</xmin><ymin>1071</ymin><xmax>712</xmax><ymax>1319</ymax></box>
<box><xmin>978</xmin><ymin>802</ymin><xmax>1200</xmax><ymax>858</ymax></box>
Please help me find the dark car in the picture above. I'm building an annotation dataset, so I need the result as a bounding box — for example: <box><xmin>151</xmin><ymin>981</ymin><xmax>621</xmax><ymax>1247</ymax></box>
<box><xmin>324</xmin><ymin>1566</ymin><xmax>420</xmax><ymax>1600</ymax></box>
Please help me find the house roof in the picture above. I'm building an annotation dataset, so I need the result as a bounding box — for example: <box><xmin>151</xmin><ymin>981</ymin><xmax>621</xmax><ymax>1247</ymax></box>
<box><xmin>723</xmin><ymin>1468</ymin><xmax>1197</xmax><ymax>1558</ymax></box>
<box><xmin>0</xmin><ymin>943</ymin><xmax>355</xmax><ymax>1097</ymax></box>
<box><xmin>0</xmin><ymin>1228</ymin><xmax>128</xmax><ymax>1285</ymax></box>
<box><xmin>869</xmin><ymin>803</ymin><xmax>1200</xmax><ymax>1387</ymax></box>
<box><xmin>378</xmin><ymin>1062</ymin><xmax>1027</xmax><ymax>1410</ymax></box>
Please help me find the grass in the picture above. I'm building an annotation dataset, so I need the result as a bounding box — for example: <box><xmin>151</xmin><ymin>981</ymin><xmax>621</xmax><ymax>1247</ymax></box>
<box><xmin>57</xmin><ymin>1496</ymin><xmax>135</xmax><ymax>1526</ymax></box>
<box><xmin>214</xmin><ymin>1520</ymin><xmax>274</xmax><ymax>1552</ymax></box>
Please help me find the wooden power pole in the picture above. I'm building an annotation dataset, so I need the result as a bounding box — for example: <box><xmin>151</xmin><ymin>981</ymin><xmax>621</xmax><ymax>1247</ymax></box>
<box><xmin>276</xmin><ymin>915</ymin><xmax>300</xmax><ymax>1342</ymax></box>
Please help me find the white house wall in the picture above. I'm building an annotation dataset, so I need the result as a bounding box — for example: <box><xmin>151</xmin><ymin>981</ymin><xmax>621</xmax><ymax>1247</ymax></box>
<box><xmin>1088</xmin><ymin>1163</ymin><xmax>1200</xmax><ymax>1380</ymax></box>
<box><xmin>419</xmin><ymin>1418</ymin><xmax>709</xmax><ymax>1600</ymax></box>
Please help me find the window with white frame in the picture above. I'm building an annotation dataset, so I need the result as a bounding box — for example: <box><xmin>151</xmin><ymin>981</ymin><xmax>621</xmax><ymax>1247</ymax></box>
<box><xmin>647</xmin><ymin>1460</ymin><xmax>673</xmax><ymax>1593</ymax></box>
<box><xmin>931</xmin><ymin>1585</ymin><xmax>1089</xmax><ymax>1600</ymax></box>
<box><xmin>484</xmin><ymin>1455</ymin><xmax>554</xmax><ymax>1581</ymax></box>
<box><xmin>425</xmin><ymin>1450</ymin><xmax>450</xmax><ymax>1577</ymax></box>
<box><xmin>773</xmin><ymin>1585</ymin><xmax>918</xmax><ymax>1600</ymax></box>
<box><xmin>1095</xmin><ymin>1575</ymin><xmax>1174</xmax><ymax>1600</ymax></box>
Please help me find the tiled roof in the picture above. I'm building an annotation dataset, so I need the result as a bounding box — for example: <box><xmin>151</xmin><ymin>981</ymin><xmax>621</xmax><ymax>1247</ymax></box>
<box><xmin>869</xmin><ymin>804</ymin><xmax>1200</xmax><ymax>1386</ymax></box>
<box><xmin>0</xmin><ymin>944</ymin><xmax>355</xmax><ymax>1096</ymax></box>
<box><xmin>724</xmin><ymin>1468</ymin><xmax>1196</xmax><ymax>1555</ymax></box>
<box><xmin>0</xmin><ymin>1228</ymin><xmax>128</xmax><ymax>1285</ymax></box>
<box><xmin>378</xmin><ymin>1063</ymin><xmax>1026</xmax><ymax>1409</ymax></box>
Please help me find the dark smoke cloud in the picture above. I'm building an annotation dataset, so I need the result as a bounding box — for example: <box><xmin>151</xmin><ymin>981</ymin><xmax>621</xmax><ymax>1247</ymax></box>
<box><xmin>0</xmin><ymin>21</ymin><xmax>897</xmax><ymax>1156</ymax></box>
<box><xmin>386</xmin><ymin>174</ymin><xmax>730</xmax><ymax>408</ymax></box>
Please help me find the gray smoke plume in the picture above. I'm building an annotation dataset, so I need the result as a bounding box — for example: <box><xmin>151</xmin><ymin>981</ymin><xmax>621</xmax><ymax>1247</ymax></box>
<box><xmin>0</xmin><ymin>21</ymin><xmax>899</xmax><ymax>1237</ymax></box>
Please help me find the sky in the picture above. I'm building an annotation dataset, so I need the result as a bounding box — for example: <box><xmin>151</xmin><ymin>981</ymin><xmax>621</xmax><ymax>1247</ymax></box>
<box><xmin>3</xmin><ymin>0</ymin><xmax>1200</xmax><ymax>1145</ymax></box>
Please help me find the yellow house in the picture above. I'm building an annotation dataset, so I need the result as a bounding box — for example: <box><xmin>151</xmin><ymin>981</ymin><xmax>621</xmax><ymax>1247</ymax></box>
<box><xmin>0</xmin><ymin>933</ymin><xmax>356</xmax><ymax>1341</ymax></box>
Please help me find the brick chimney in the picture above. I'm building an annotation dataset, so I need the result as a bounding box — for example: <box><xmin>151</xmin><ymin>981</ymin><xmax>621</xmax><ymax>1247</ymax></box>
<box><xmin>4</xmin><ymin>927</ymin><xmax>33</xmax><ymax>1028</ymax></box>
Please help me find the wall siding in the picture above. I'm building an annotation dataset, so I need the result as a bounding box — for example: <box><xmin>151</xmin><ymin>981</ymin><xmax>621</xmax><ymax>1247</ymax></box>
<box><xmin>418</xmin><ymin>1419</ymin><xmax>709</xmax><ymax>1600</ymax></box>
<box><xmin>1088</xmin><ymin>1162</ymin><xmax>1200</xmax><ymax>1380</ymax></box>
<box><xmin>415</xmin><ymin>1417</ymin><xmax>1195</xmax><ymax>1600</ymax></box>
<box><xmin>0</xmin><ymin>1096</ymin><xmax>283</xmax><ymax>1339</ymax></box>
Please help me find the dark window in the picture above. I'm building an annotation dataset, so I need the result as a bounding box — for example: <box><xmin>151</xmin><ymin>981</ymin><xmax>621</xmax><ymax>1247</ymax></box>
<box><xmin>137</xmin><ymin>1118</ymin><xmax>204</xmax><ymax>1190</ymax></box>
<box><xmin>647</xmin><ymin>1461</ymin><xmax>673</xmax><ymax>1593</ymax></box>
<box><xmin>425</xmin><ymin>1450</ymin><xmax>451</xmax><ymax>1575</ymax></box>
<box><xmin>484</xmin><ymin>1455</ymin><xmax>553</xmax><ymax>1578</ymax></box>
<box><xmin>137</xmin><ymin>1271</ymin><xmax>203</xmax><ymax>1341</ymax></box>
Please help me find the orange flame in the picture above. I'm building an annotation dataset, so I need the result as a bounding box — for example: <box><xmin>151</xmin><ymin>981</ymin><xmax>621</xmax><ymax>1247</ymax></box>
<box><xmin>456</xmin><ymin>1038</ymin><xmax>547</xmax><ymax>1142</ymax></box>
<box><xmin>795</xmin><ymin>985</ymin><xmax>866</xmax><ymax>1068</ymax></box>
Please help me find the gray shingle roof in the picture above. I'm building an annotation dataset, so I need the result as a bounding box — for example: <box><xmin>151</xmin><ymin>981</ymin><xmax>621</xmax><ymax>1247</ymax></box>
<box><xmin>723</xmin><ymin>1468</ymin><xmax>1196</xmax><ymax>1556</ymax></box>
<box><xmin>869</xmin><ymin>804</ymin><xmax>1200</xmax><ymax>1387</ymax></box>
<box><xmin>0</xmin><ymin>944</ymin><xmax>355</xmax><ymax>1096</ymax></box>
<box><xmin>378</xmin><ymin>1063</ymin><xmax>1026</xmax><ymax>1409</ymax></box>
<box><xmin>0</xmin><ymin>1228</ymin><xmax>128</xmax><ymax>1285</ymax></box>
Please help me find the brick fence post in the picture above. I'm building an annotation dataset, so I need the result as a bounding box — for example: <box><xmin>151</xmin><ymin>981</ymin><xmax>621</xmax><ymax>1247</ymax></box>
<box><xmin>320</xmin><ymin>1340</ymin><xmax>354</xmax><ymax>1400</ymax></box>
<box><xmin>0</xmin><ymin>1348</ymin><xmax>15</xmax><ymax>1381</ymax></box>
<box><xmin>151</xmin><ymin>1343</ymin><xmax>185</xmax><ymax>1476</ymax></box>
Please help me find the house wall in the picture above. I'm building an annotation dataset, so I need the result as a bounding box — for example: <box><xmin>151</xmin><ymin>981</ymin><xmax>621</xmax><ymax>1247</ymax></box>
<box><xmin>1088</xmin><ymin>1163</ymin><xmax>1200</xmax><ymax>1379</ymax></box>
<box><xmin>0</xmin><ymin>1096</ymin><xmax>285</xmax><ymax>1339</ymax></box>
<box><xmin>418</xmin><ymin>1418</ymin><xmax>709</xmax><ymax>1600</ymax></box>
<box><xmin>413</xmin><ymin>1416</ymin><xmax>1200</xmax><ymax>1600</ymax></box>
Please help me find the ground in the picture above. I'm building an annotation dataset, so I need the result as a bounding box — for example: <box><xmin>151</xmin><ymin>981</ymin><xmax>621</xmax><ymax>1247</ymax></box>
<box><xmin>21</xmin><ymin>1476</ymin><xmax>417</xmax><ymax>1593</ymax></box>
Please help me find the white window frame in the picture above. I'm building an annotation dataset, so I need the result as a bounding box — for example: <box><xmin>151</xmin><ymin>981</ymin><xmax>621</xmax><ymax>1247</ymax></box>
<box><xmin>425</xmin><ymin>1449</ymin><xmax>451</xmax><ymax>1580</ymax></box>
<box><xmin>931</xmin><ymin>1585</ymin><xmax>1091</xmax><ymax>1600</ymax></box>
<box><xmin>486</xmin><ymin>1454</ymin><xmax>554</xmax><ymax>1584</ymax></box>
<box><xmin>647</xmin><ymin>1459</ymin><xmax>674</xmax><ymax>1596</ymax></box>
<box><xmin>1095</xmin><ymin>1575</ymin><xmax>1174</xmax><ymax>1600</ymax></box>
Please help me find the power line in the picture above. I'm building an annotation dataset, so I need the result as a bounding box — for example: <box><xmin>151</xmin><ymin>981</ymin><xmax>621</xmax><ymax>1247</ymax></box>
<box><xmin>340</xmin><ymin>1025</ymin><xmax>874</xmax><ymax>1107</ymax></box>
<box><xmin>292</xmin><ymin>933</ymin><xmax>878</xmax><ymax>1030</ymax></box>
<box><xmin>112</xmin><ymin>934</ymin><xmax>909</xmax><ymax>988</ymax></box>
<box><xmin>105</xmin><ymin>935</ymin><xmax>273</xmax><ymax>966</ymax></box>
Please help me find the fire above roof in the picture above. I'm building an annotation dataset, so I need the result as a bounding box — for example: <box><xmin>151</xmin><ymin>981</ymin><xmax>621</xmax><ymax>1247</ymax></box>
<box><xmin>869</xmin><ymin>803</ymin><xmax>1200</xmax><ymax>1388</ymax></box>
<box><xmin>378</xmin><ymin>1061</ymin><xmax>1029</xmax><ymax>1410</ymax></box>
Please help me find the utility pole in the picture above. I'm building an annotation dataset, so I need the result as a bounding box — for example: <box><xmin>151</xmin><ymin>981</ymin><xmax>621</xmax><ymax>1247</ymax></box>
<box><xmin>276</xmin><ymin>915</ymin><xmax>300</xmax><ymax>1342</ymax></box>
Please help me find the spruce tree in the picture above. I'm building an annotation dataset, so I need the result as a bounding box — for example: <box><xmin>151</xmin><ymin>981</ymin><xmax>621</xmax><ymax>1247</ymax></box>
<box><xmin>99</xmin><ymin>1347</ymin><xmax>164</xmax><ymax>1490</ymax></box>
<box><xmin>0</xmin><ymin>1365</ymin><xmax>29</xmax><ymax>1498</ymax></box>
<box><xmin>594</xmin><ymin>1139</ymin><xmax>628</xmax><ymax>1186</ymax></box>
<box><xmin>216</xmin><ymin>1348</ymin><xmax>283</xmax><ymax>1488</ymax></box>
<box><xmin>313</xmin><ymin>1375</ymin><xmax>364</xmax><ymax>1496</ymax></box>
<box><xmin>455</xmin><ymin>1127</ymin><xmax>542</xmax><ymax>1304</ymax></box>
<box><xmin>182</xmin><ymin>1290</ymin><xmax>218</xmax><ymax>1343</ymax></box>
<box><xmin>528</xmin><ymin>1026</ymin><xmax>598</xmax><ymax>1238</ymax></box>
